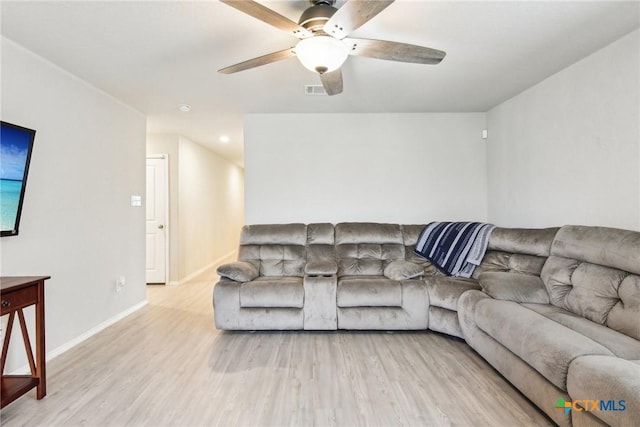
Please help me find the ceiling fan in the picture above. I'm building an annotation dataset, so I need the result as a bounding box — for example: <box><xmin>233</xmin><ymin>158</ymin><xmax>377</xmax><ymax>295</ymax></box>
<box><xmin>218</xmin><ymin>0</ymin><xmax>446</xmax><ymax>96</ymax></box>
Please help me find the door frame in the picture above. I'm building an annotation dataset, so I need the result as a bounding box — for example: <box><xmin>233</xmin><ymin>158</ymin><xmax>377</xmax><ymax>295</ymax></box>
<box><xmin>146</xmin><ymin>154</ymin><xmax>170</xmax><ymax>284</ymax></box>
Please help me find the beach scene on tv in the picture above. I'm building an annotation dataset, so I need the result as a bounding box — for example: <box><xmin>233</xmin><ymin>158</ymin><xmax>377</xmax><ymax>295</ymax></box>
<box><xmin>1</xmin><ymin>124</ymin><xmax>32</xmax><ymax>233</ymax></box>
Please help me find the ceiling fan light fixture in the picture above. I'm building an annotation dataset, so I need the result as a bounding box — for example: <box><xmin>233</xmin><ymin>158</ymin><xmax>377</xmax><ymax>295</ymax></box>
<box><xmin>295</xmin><ymin>36</ymin><xmax>348</xmax><ymax>74</ymax></box>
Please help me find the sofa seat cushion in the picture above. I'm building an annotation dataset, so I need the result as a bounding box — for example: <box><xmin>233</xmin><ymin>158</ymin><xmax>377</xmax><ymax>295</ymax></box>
<box><xmin>239</xmin><ymin>277</ymin><xmax>303</xmax><ymax>308</ymax></box>
<box><xmin>522</xmin><ymin>303</ymin><xmax>640</xmax><ymax>360</ymax></box>
<box><xmin>424</xmin><ymin>276</ymin><xmax>480</xmax><ymax>311</ymax></box>
<box><xmin>475</xmin><ymin>299</ymin><xmax>614</xmax><ymax>390</ymax></box>
<box><xmin>337</xmin><ymin>276</ymin><xmax>402</xmax><ymax>308</ymax></box>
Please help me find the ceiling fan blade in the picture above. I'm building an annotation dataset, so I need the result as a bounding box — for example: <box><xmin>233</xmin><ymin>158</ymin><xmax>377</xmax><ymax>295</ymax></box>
<box><xmin>323</xmin><ymin>0</ymin><xmax>394</xmax><ymax>40</ymax></box>
<box><xmin>220</xmin><ymin>0</ymin><xmax>312</xmax><ymax>39</ymax></box>
<box><xmin>344</xmin><ymin>38</ymin><xmax>446</xmax><ymax>64</ymax></box>
<box><xmin>218</xmin><ymin>47</ymin><xmax>295</xmax><ymax>74</ymax></box>
<box><xmin>319</xmin><ymin>69</ymin><xmax>343</xmax><ymax>96</ymax></box>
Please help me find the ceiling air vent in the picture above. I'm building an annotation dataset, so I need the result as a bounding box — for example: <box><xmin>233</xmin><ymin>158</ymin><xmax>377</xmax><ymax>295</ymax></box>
<box><xmin>304</xmin><ymin>85</ymin><xmax>328</xmax><ymax>96</ymax></box>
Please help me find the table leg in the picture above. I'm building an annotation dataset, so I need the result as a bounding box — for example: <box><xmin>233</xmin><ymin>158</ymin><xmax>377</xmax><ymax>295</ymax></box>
<box><xmin>1</xmin><ymin>311</ymin><xmax>16</xmax><ymax>374</ymax></box>
<box><xmin>36</xmin><ymin>280</ymin><xmax>46</xmax><ymax>399</ymax></box>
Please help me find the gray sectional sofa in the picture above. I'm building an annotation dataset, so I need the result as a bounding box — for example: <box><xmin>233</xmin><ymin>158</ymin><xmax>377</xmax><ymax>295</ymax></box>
<box><xmin>459</xmin><ymin>225</ymin><xmax>640</xmax><ymax>427</ymax></box>
<box><xmin>213</xmin><ymin>222</ymin><xmax>640</xmax><ymax>427</ymax></box>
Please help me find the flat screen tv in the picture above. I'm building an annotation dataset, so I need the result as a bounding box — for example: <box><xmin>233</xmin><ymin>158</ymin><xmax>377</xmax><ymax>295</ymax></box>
<box><xmin>1</xmin><ymin>121</ymin><xmax>36</xmax><ymax>236</ymax></box>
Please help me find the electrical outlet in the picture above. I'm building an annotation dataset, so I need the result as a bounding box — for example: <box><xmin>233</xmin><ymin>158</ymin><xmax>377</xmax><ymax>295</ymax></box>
<box><xmin>116</xmin><ymin>276</ymin><xmax>125</xmax><ymax>292</ymax></box>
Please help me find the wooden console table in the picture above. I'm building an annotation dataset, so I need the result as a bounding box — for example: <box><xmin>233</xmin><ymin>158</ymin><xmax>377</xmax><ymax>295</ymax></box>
<box><xmin>1</xmin><ymin>276</ymin><xmax>49</xmax><ymax>408</ymax></box>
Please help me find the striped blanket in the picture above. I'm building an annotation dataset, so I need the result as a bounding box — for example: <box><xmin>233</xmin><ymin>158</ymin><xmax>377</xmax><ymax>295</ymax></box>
<box><xmin>414</xmin><ymin>222</ymin><xmax>496</xmax><ymax>278</ymax></box>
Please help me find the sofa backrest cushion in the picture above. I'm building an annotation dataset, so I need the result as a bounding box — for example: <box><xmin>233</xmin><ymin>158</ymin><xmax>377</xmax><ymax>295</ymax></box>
<box><xmin>238</xmin><ymin>224</ymin><xmax>307</xmax><ymax>277</ymax></box>
<box><xmin>401</xmin><ymin>224</ymin><xmax>422</xmax><ymax>247</ymax></box>
<box><xmin>551</xmin><ymin>225</ymin><xmax>640</xmax><ymax>275</ymax></box>
<box><xmin>470</xmin><ymin>227</ymin><xmax>558</xmax><ymax>278</ymax></box>
<box><xmin>335</xmin><ymin>223</ymin><xmax>404</xmax><ymax>276</ymax></box>
<box><xmin>402</xmin><ymin>224</ymin><xmax>555</xmax><ymax>277</ymax></box>
<box><xmin>401</xmin><ymin>224</ymin><xmax>426</xmax><ymax>262</ymax></box>
<box><xmin>473</xmin><ymin>251</ymin><xmax>547</xmax><ymax>278</ymax></box>
<box><xmin>306</xmin><ymin>223</ymin><xmax>335</xmax><ymax>262</ymax></box>
<box><xmin>541</xmin><ymin>225</ymin><xmax>640</xmax><ymax>340</ymax></box>
<box><xmin>401</xmin><ymin>224</ymin><xmax>445</xmax><ymax>276</ymax></box>
<box><xmin>487</xmin><ymin>227</ymin><xmax>559</xmax><ymax>256</ymax></box>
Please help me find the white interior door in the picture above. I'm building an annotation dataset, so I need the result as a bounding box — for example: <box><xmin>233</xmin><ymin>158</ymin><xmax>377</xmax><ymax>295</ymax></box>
<box><xmin>146</xmin><ymin>156</ymin><xmax>168</xmax><ymax>283</ymax></box>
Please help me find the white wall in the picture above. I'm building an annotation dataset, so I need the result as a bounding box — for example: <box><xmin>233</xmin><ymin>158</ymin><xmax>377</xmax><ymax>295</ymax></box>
<box><xmin>0</xmin><ymin>37</ymin><xmax>147</xmax><ymax>371</ymax></box>
<box><xmin>487</xmin><ymin>29</ymin><xmax>640</xmax><ymax>230</ymax></box>
<box><xmin>245</xmin><ymin>113</ymin><xmax>487</xmax><ymax>224</ymax></box>
<box><xmin>178</xmin><ymin>136</ymin><xmax>244</xmax><ymax>280</ymax></box>
<box><xmin>147</xmin><ymin>135</ymin><xmax>244</xmax><ymax>283</ymax></box>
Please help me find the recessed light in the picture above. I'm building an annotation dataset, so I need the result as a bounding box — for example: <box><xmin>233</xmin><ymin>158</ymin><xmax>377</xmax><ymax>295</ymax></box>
<box><xmin>219</xmin><ymin>135</ymin><xmax>230</xmax><ymax>143</ymax></box>
<box><xmin>178</xmin><ymin>104</ymin><xmax>191</xmax><ymax>112</ymax></box>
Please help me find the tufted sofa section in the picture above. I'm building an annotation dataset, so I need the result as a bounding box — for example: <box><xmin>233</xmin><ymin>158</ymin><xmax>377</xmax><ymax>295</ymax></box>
<box><xmin>334</xmin><ymin>223</ymin><xmax>429</xmax><ymax>330</ymax></box>
<box><xmin>213</xmin><ymin>223</ymin><xmax>308</xmax><ymax>330</ymax></box>
<box><xmin>214</xmin><ymin>223</ymin><xmax>560</xmax><ymax>334</ymax></box>
<box><xmin>213</xmin><ymin>224</ymin><xmax>560</xmax><ymax>333</ymax></box>
<box><xmin>404</xmin><ymin>226</ymin><xmax>558</xmax><ymax>338</ymax></box>
<box><xmin>541</xmin><ymin>226</ymin><xmax>640</xmax><ymax>341</ymax></box>
<box><xmin>458</xmin><ymin>225</ymin><xmax>640</xmax><ymax>427</ymax></box>
<box><xmin>214</xmin><ymin>222</ymin><xmax>432</xmax><ymax>330</ymax></box>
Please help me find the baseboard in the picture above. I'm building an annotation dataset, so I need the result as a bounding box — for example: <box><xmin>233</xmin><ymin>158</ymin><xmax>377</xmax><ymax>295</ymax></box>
<box><xmin>176</xmin><ymin>250</ymin><xmax>237</xmax><ymax>285</ymax></box>
<box><xmin>9</xmin><ymin>299</ymin><xmax>148</xmax><ymax>375</ymax></box>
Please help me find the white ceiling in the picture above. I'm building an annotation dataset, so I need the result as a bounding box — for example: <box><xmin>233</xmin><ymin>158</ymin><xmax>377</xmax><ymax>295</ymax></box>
<box><xmin>2</xmin><ymin>1</ymin><xmax>639</xmax><ymax>167</ymax></box>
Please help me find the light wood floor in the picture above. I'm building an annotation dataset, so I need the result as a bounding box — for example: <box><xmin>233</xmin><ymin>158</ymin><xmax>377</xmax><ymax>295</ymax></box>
<box><xmin>1</xmin><ymin>273</ymin><xmax>554</xmax><ymax>426</ymax></box>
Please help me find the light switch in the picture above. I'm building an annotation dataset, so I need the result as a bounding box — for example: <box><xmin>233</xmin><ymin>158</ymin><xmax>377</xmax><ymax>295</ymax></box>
<box><xmin>130</xmin><ymin>195</ymin><xmax>142</xmax><ymax>207</ymax></box>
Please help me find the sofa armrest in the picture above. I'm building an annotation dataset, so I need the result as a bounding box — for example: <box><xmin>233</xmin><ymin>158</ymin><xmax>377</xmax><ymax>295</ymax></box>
<box><xmin>303</xmin><ymin>275</ymin><xmax>337</xmax><ymax>330</ymax></box>
<box><xmin>478</xmin><ymin>272</ymin><xmax>549</xmax><ymax>304</ymax></box>
<box><xmin>305</xmin><ymin>260</ymin><xmax>338</xmax><ymax>276</ymax></box>
<box><xmin>568</xmin><ymin>356</ymin><xmax>640</xmax><ymax>427</ymax></box>
<box><xmin>217</xmin><ymin>261</ymin><xmax>259</xmax><ymax>282</ymax></box>
<box><xmin>384</xmin><ymin>260</ymin><xmax>424</xmax><ymax>280</ymax></box>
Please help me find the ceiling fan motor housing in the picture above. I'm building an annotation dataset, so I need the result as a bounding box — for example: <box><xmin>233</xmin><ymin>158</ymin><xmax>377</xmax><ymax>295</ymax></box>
<box><xmin>299</xmin><ymin>3</ymin><xmax>338</xmax><ymax>33</ymax></box>
<box><xmin>310</xmin><ymin>0</ymin><xmax>336</xmax><ymax>6</ymax></box>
